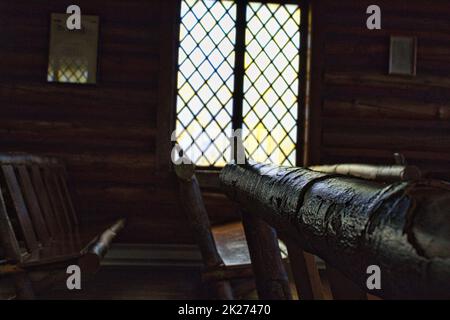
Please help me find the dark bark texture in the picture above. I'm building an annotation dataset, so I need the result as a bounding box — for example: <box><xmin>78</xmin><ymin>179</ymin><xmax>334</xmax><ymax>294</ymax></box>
<box><xmin>220</xmin><ymin>162</ymin><xmax>450</xmax><ymax>299</ymax></box>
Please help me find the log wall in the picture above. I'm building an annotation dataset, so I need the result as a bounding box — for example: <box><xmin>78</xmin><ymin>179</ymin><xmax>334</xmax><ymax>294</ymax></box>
<box><xmin>0</xmin><ymin>0</ymin><xmax>236</xmax><ymax>244</ymax></box>
<box><xmin>308</xmin><ymin>0</ymin><xmax>450</xmax><ymax>181</ymax></box>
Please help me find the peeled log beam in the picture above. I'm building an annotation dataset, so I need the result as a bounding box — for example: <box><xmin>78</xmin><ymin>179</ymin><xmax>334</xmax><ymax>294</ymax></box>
<box><xmin>309</xmin><ymin>164</ymin><xmax>421</xmax><ymax>182</ymax></box>
<box><xmin>220</xmin><ymin>162</ymin><xmax>450</xmax><ymax>299</ymax></box>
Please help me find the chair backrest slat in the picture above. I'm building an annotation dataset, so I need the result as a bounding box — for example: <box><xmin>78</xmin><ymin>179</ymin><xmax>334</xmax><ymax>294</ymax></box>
<box><xmin>326</xmin><ymin>263</ymin><xmax>368</xmax><ymax>300</ymax></box>
<box><xmin>17</xmin><ymin>166</ymin><xmax>51</xmax><ymax>244</ymax></box>
<box><xmin>0</xmin><ymin>154</ymin><xmax>82</xmax><ymax>260</ymax></box>
<box><xmin>49</xmin><ymin>168</ymin><xmax>73</xmax><ymax>231</ymax></box>
<box><xmin>2</xmin><ymin>165</ymin><xmax>39</xmax><ymax>251</ymax></box>
<box><xmin>56</xmin><ymin>167</ymin><xmax>78</xmax><ymax>226</ymax></box>
<box><xmin>285</xmin><ymin>241</ymin><xmax>324</xmax><ymax>300</ymax></box>
<box><xmin>0</xmin><ymin>187</ymin><xmax>22</xmax><ymax>262</ymax></box>
<box><xmin>30</xmin><ymin>166</ymin><xmax>60</xmax><ymax>237</ymax></box>
<box><xmin>42</xmin><ymin>167</ymin><xmax>72</xmax><ymax>233</ymax></box>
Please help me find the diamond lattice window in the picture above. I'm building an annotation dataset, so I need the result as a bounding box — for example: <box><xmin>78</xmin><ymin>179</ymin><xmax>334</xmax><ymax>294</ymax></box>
<box><xmin>176</xmin><ymin>0</ymin><xmax>236</xmax><ymax>167</ymax></box>
<box><xmin>48</xmin><ymin>57</ymin><xmax>89</xmax><ymax>83</ymax></box>
<box><xmin>176</xmin><ymin>0</ymin><xmax>303</xmax><ymax>168</ymax></box>
<box><xmin>243</xmin><ymin>3</ymin><xmax>300</xmax><ymax>166</ymax></box>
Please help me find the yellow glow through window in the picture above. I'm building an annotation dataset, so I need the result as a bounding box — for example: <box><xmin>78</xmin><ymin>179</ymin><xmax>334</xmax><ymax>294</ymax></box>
<box><xmin>176</xmin><ymin>0</ymin><xmax>301</xmax><ymax>167</ymax></box>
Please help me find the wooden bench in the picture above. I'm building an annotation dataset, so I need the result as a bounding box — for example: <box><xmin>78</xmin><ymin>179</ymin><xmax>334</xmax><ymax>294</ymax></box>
<box><xmin>0</xmin><ymin>154</ymin><xmax>125</xmax><ymax>299</ymax></box>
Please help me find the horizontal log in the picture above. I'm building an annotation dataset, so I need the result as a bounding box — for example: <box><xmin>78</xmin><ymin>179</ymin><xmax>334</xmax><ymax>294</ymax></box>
<box><xmin>0</xmin><ymin>84</ymin><xmax>158</xmax><ymax>108</ymax></box>
<box><xmin>0</xmin><ymin>119</ymin><xmax>156</xmax><ymax>152</ymax></box>
<box><xmin>0</xmin><ymin>153</ymin><xmax>60</xmax><ymax>166</ymax></box>
<box><xmin>3</xmin><ymin>0</ymin><xmax>161</xmax><ymax>24</ymax></box>
<box><xmin>0</xmin><ymin>137</ymin><xmax>155</xmax><ymax>156</ymax></box>
<box><xmin>323</xmin><ymin>99</ymin><xmax>450</xmax><ymax>121</ymax></box>
<box><xmin>76</xmin><ymin>185</ymin><xmax>179</xmax><ymax>205</ymax></box>
<box><xmin>0</xmin><ymin>119</ymin><xmax>155</xmax><ymax>137</ymax></box>
<box><xmin>321</xmin><ymin>2</ymin><xmax>450</xmax><ymax>31</ymax></box>
<box><xmin>220</xmin><ymin>162</ymin><xmax>450</xmax><ymax>299</ymax></box>
<box><xmin>323</xmin><ymin>83</ymin><xmax>449</xmax><ymax>106</ymax></box>
<box><xmin>322</xmin><ymin>117</ymin><xmax>450</xmax><ymax>132</ymax></box>
<box><xmin>322</xmin><ymin>0</ymin><xmax>450</xmax><ymax>16</ymax></box>
<box><xmin>325</xmin><ymin>72</ymin><xmax>450</xmax><ymax>91</ymax></box>
<box><xmin>325</xmin><ymin>42</ymin><xmax>450</xmax><ymax>68</ymax></box>
<box><xmin>78</xmin><ymin>212</ymin><xmax>193</xmax><ymax>245</ymax></box>
<box><xmin>319</xmin><ymin>148</ymin><xmax>450</xmax><ymax>180</ymax></box>
<box><xmin>309</xmin><ymin>164</ymin><xmax>421</xmax><ymax>182</ymax></box>
<box><xmin>0</xmin><ymin>106</ymin><xmax>156</xmax><ymax>126</ymax></box>
<box><xmin>322</xmin><ymin>24</ymin><xmax>450</xmax><ymax>47</ymax></box>
<box><xmin>57</xmin><ymin>153</ymin><xmax>156</xmax><ymax>169</ymax></box>
<box><xmin>323</xmin><ymin>131</ymin><xmax>450</xmax><ymax>152</ymax></box>
<box><xmin>68</xmin><ymin>167</ymin><xmax>162</xmax><ymax>185</ymax></box>
<box><xmin>320</xmin><ymin>147</ymin><xmax>450</xmax><ymax>163</ymax></box>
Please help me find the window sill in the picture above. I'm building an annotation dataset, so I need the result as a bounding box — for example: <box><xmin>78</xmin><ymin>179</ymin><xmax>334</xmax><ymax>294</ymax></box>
<box><xmin>196</xmin><ymin>170</ymin><xmax>221</xmax><ymax>190</ymax></box>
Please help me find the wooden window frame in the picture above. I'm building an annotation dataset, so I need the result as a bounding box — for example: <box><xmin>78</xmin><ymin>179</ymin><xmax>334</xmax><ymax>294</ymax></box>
<box><xmin>158</xmin><ymin>0</ymin><xmax>311</xmax><ymax>183</ymax></box>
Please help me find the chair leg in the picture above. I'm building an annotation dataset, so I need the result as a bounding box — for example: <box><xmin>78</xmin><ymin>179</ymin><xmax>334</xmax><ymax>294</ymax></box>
<box><xmin>326</xmin><ymin>264</ymin><xmax>367</xmax><ymax>300</ymax></box>
<box><xmin>286</xmin><ymin>242</ymin><xmax>324</xmax><ymax>300</ymax></box>
<box><xmin>13</xmin><ymin>272</ymin><xmax>35</xmax><ymax>300</ymax></box>
<box><xmin>211</xmin><ymin>280</ymin><xmax>234</xmax><ymax>300</ymax></box>
<box><xmin>242</xmin><ymin>211</ymin><xmax>292</xmax><ymax>300</ymax></box>
<box><xmin>233</xmin><ymin>278</ymin><xmax>256</xmax><ymax>299</ymax></box>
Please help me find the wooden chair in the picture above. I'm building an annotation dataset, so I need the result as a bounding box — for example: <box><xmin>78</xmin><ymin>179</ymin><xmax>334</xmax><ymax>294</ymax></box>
<box><xmin>175</xmin><ymin>161</ymin><xmax>291</xmax><ymax>300</ymax></box>
<box><xmin>0</xmin><ymin>153</ymin><xmax>125</xmax><ymax>299</ymax></box>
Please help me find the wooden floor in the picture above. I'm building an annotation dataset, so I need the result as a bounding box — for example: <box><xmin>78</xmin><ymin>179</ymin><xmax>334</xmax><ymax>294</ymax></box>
<box><xmin>40</xmin><ymin>266</ymin><xmax>333</xmax><ymax>300</ymax></box>
<box><xmin>1</xmin><ymin>264</ymin><xmax>333</xmax><ymax>300</ymax></box>
<box><xmin>2</xmin><ymin>266</ymin><xmax>204</xmax><ymax>300</ymax></box>
<box><xmin>39</xmin><ymin>266</ymin><xmax>204</xmax><ymax>300</ymax></box>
